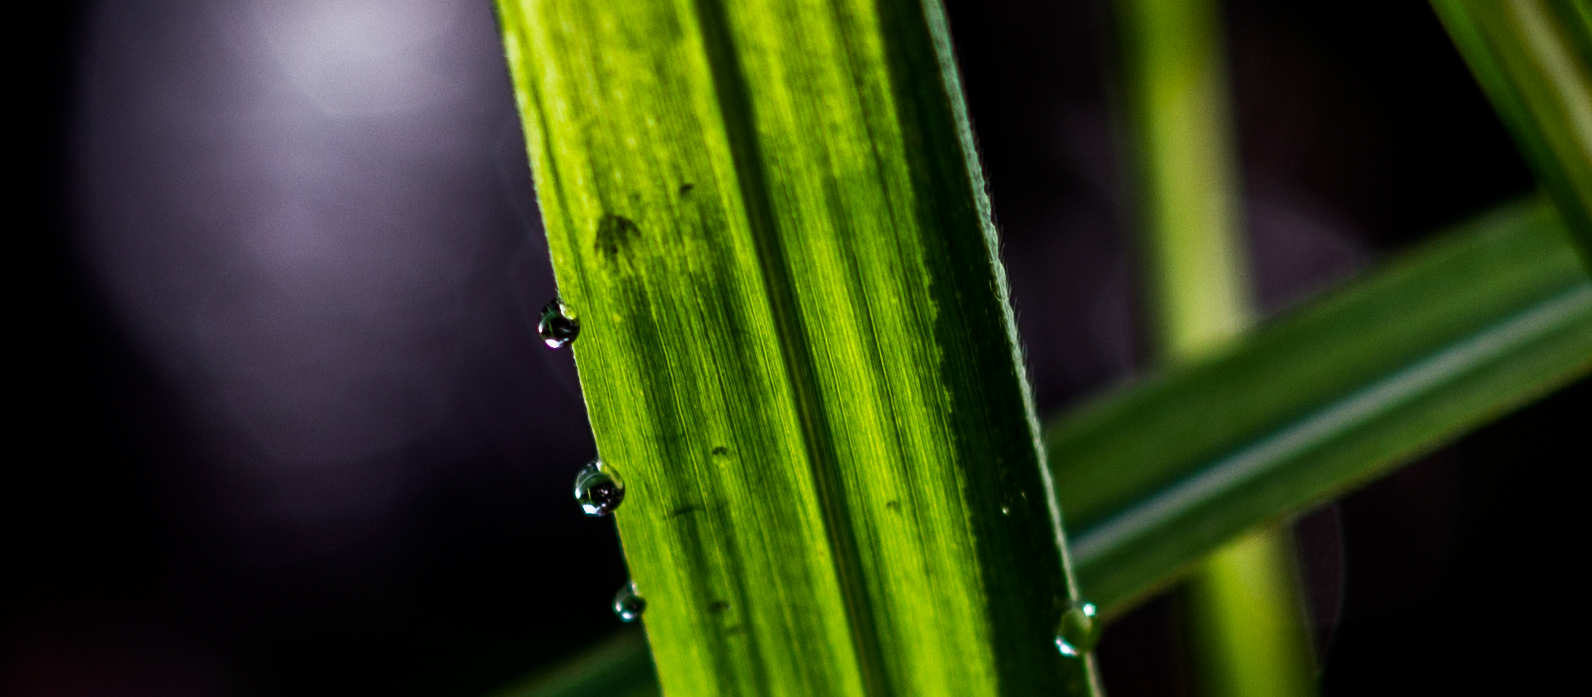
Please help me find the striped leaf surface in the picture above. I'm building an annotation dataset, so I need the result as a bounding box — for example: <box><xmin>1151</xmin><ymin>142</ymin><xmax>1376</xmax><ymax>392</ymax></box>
<box><xmin>496</xmin><ymin>0</ymin><xmax>1095</xmax><ymax>695</ymax></box>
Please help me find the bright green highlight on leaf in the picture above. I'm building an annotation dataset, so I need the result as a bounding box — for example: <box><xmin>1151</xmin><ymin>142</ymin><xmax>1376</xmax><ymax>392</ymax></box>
<box><xmin>1053</xmin><ymin>198</ymin><xmax>1592</xmax><ymax>613</ymax></box>
<box><xmin>1431</xmin><ymin>0</ymin><xmax>1592</xmax><ymax>267</ymax></box>
<box><xmin>495</xmin><ymin>0</ymin><xmax>1095</xmax><ymax>695</ymax></box>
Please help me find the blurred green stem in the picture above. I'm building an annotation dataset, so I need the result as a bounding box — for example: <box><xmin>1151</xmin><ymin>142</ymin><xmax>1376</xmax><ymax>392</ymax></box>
<box><xmin>1184</xmin><ymin>533</ymin><xmax>1317</xmax><ymax>697</ymax></box>
<box><xmin>1114</xmin><ymin>0</ymin><xmax>1316</xmax><ymax>695</ymax></box>
<box><xmin>1119</xmin><ymin>0</ymin><xmax>1250</xmax><ymax>359</ymax></box>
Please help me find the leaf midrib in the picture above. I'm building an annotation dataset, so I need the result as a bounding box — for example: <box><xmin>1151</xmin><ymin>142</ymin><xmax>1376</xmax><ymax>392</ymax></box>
<box><xmin>689</xmin><ymin>1</ymin><xmax>891</xmax><ymax>694</ymax></box>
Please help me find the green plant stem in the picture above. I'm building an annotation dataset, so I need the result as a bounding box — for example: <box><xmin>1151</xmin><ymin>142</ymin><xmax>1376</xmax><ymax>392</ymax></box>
<box><xmin>495</xmin><ymin>0</ymin><xmax>1095</xmax><ymax>695</ymax></box>
<box><xmin>1184</xmin><ymin>533</ymin><xmax>1317</xmax><ymax>697</ymax></box>
<box><xmin>1431</xmin><ymin>0</ymin><xmax>1592</xmax><ymax>268</ymax></box>
<box><xmin>1116</xmin><ymin>0</ymin><xmax>1251</xmax><ymax>360</ymax></box>
<box><xmin>1112</xmin><ymin>0</ymin><xmax>1315</xmax><ymax>695</ymax></box>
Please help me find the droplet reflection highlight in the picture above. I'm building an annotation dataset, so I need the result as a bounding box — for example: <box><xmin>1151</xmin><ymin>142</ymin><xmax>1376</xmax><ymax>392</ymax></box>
<box><xmin>538</xmin><ymin>298</ymin><xmax>579</xmax><ymax>348</ymax></box>
<box><xmin>614</xmin><ymin>581</ymin><xmax>646</xmax><ymax>622</ymax></box>
<box><xmin>1055</xmin><ymin>600</ymin><xmax>1101</xmax><ymax>657</ymax></box>
<box><xmin>574</xmin><ymin>459</ymin><xmax>625</xmax><ymax>516</ymax></box>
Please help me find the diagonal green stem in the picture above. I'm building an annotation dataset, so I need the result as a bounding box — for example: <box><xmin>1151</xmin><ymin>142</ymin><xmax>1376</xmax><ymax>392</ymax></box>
<box><xmin>1111</xmin><ymin>0</ymin><xmax>1316</xmax><ymax>695</ymax></box>
<box><xmin>1052</xmin><ymin>198</ymin><xmax>1592</xmax><ymax>614</ymax></box>
<box><xmin>1431</xmin><ymin>0</ymin><xmax>1592</xmax><ymax>269</ymax></box>
<box><xmin>488</xmin><ymin>631</ymin><xmax>662</xmax><ymax>697</ymax></box>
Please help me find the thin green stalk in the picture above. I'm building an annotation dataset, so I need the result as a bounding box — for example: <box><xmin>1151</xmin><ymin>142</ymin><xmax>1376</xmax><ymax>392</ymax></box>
<box><xmin>1113</xmin><ymin>0</ymin><xmax>1315</xmax><ymax>695</ymax></box>
<box><xmin>1431</xmin><ymin>0</ymin><xmax>1592</xmax><ymax>268</ymax></box>
<box><xmin>495</xmin><ymin>1</ymin><xmax>1096</xmax><ymax>695</ymax></box>
<box><xmin>1116</xmin><ymin>0</ymin><xmax>1251</xmax><ymax>360</ymax></box>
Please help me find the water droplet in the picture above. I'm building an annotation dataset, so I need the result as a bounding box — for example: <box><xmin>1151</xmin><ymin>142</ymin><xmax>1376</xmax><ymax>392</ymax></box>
<box><xmin>1054</xmin><ymin>600</ymin><xmax>1101</xmax><ymax>657</ymax></box>
<box><xmin>538</xmin><ymin>298</ymin><xmax>579</xmax><ymax>348</ymax></box>
<box><xmin>614</xmin><ymin>581</ymin><xmax>645</xmax><ymax>622</ymax></box>
<box><xmin>574</xmin><ymin>460</ymin><xmax>625</xmax><ymax>516</ymax></box>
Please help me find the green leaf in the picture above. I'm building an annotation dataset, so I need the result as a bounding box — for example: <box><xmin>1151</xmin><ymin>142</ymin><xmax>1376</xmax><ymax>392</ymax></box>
<box><xmin>483</xmin><ymin>198</ymin><xmax>1592</xmax><ymax>697</ymax></box>
<box><xmin>1430</xmin><ymin>0</ymin><xmax>1592</xmax><ymax>266</ymax></box>
<box><xmin>1051</xmin><ymin>198</ymin><xmax>1592</xmax><ymax>614</ymax></box>
<box><xmin>495</xmin><ymin>0</ymin><xmax>1095</xmax><ymax>695</ymax></box>
<box><xmin>487</xmin><ymin>631</ymin><xmax>660</xmax><ymax>697</ymax></box>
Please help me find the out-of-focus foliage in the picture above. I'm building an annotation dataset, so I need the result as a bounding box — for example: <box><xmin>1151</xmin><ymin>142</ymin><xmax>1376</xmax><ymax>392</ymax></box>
<box><xmin>1432</xmin><ymin>0</ymin><xmax>1592</xmax><ymax>267</ymax></box>
<box><xmin>1053</xmin><ymin>199</ymin><xmax>1592</xmax><ymax>612</ymax></box>
<box><xmin>1112</xmin><ymin>0</ymin><xmax>1316</xmax><ymax>692</ymax></box>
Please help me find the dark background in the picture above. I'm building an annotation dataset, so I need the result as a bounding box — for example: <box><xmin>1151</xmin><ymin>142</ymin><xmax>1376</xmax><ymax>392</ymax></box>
<box><xmin>9</xmin><ymin>1</ymin><xmax>1586</xmax><ymax>696</ymax></box>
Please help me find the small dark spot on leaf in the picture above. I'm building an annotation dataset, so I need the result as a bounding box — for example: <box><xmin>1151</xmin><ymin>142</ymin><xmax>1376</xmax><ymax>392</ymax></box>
<box><xmin>886</xmin><ymin>500</ymin><xmax>901</xmax><ymax>511</ymax></box>
<box><xmin>667</xmin><ymin>504</ymin><xmax>704</xmax><ymax>519</ymax></box>
<box><xmin>595</xmin><ymin>213</ymin><xmax>641</xmax><ymax>261</ymax></box>
<box><xmin>679</xmin><ymin>183</ymin><xmax>695</xmax><ymax>195</ymax></box>
<box><xmin>709</xmin><ymin>600</ymin><xmax>730</xmax><ymax>613</ymax></box>
<box><xmin>711</xmin><ymin>446</ymin><xmax>728</xmax><ymax>456</ymax></box>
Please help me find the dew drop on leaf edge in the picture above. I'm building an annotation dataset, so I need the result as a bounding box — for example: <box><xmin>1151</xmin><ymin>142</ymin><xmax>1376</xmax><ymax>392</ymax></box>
<box><xmin>538</xmin><ymin>298</ymin><xmax>579</xmax><ymax>348</ymax></box>
<box><xmin>614</xmin><ymin>581</ymin><xmax>646</xmax><ymax>622</ymax></box>
<box><xmin>1055</xmin><ymin>600</ymin><xmax>1101</xmax><ymax>658</ymax></box>
<box><xmin>574</xmin><ymin>459</ymin><xmax>625</xmax><ymax>516</ymax></box>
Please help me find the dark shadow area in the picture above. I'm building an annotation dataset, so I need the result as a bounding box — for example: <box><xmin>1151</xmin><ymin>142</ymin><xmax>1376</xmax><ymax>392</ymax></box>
<box><xmin>1321</xmin><ymin>379</ymin><xmax>1588</xmax><ymax>696</ymax></box>
<box><xmin>9</xmin><ymin>2</ymin><xmax>623</xmax><ymax>696</ymax></box>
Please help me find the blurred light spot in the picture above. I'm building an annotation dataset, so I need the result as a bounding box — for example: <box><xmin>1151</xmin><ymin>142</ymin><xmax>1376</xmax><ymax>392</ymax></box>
<box><xmin>79</xmin><ymin>0</ymin><xmax>515</xmax><ymax>553</ymax></box>
<box><xmin>250</xmin><ymin>0</ymin><xmax>465</xmax><ymax>115</ymax></box>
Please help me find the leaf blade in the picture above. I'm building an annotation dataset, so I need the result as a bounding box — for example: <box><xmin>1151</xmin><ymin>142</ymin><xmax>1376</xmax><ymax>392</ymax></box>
<box><xmin>1052</xmin><ymin>199</ymin><xmax>1592</xmax><ymax>612</ymax></box>
<box><xmin>495</xmin><ymin>0</ymin><xmax>1093</xmax><ymax>694</ymax></box>
<box><xmin>487</xmin><ymin>631</ymin><xmax>661</xmax><ymax>697</ymax></box>
<box><xmin>1430</xmin><ymin>0</ymin><xmax>1592</xmax><ymax>266</ymax></box>
<box><xmin>490</xmin><ymin>198</ymin><xmax>1592</xmax><ymax>697</ymax></box>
